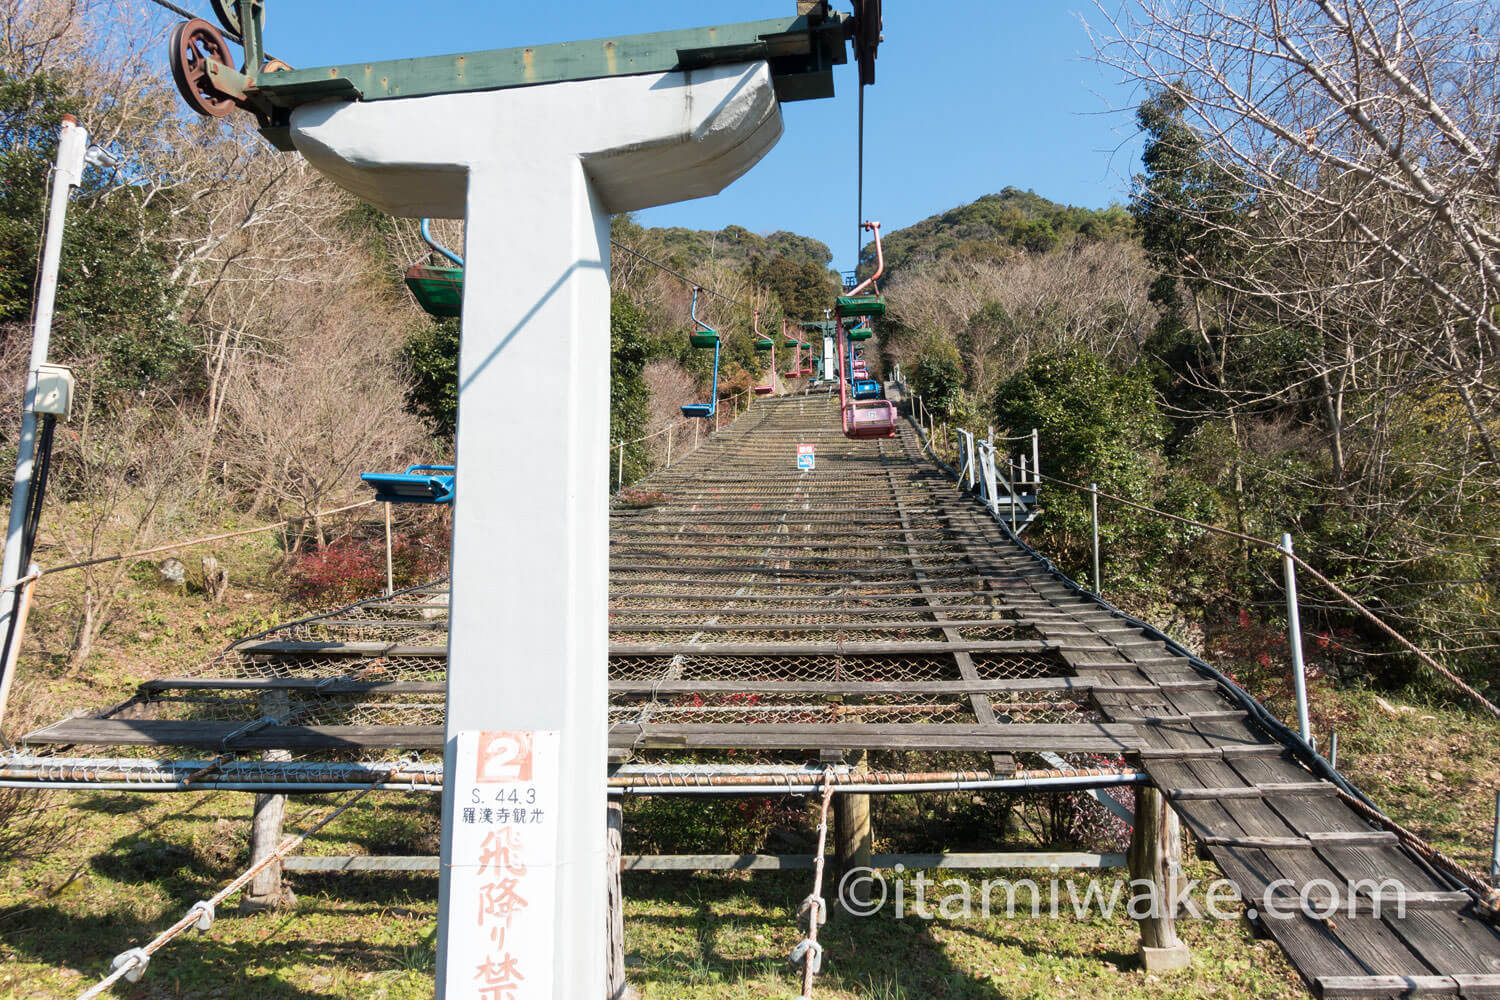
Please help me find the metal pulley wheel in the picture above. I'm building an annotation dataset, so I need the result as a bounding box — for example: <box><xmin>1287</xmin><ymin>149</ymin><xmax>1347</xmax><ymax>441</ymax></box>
<box><xmin>210</xmin><ymin>0</ymin><xmax>253</xmax><ymax>35</ymax></box>
<box><xmin>168</xmin><ymin>19</ymin><xmax>238</xmax><ymax>118</ymax></box>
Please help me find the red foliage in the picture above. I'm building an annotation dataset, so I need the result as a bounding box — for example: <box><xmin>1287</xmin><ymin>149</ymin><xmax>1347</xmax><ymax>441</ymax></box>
<box><xmin>289</xmin><ymin>521</ymin><xmax>450</xmax><ymax>603</ymax></box>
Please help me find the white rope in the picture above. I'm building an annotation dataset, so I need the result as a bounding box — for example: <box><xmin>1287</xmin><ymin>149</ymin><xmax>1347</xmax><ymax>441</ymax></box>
<box><xmin>790</xmin><ymin>767</ymin><xmax>835</xmax><ymax>998</ymax></box>
<box><xmin>75</xmin><ymin>783</ymin><xmax>382</xmax><ymax>999</ymax></box>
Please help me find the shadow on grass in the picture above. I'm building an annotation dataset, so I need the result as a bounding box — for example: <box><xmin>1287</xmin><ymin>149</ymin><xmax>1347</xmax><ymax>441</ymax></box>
<box><xmin>624</xmin><ymin>871</ymin><xmax>1016</xmax><ymax>999</ymax></box>
<box><xmin>0</xmin><ymin>905</ymin><xmax>426</xmax><ymax>999</ymax></box>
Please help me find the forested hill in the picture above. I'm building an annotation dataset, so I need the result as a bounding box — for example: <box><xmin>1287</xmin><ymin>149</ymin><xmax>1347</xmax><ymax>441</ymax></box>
<box><xmin>864</xmin><ymin>187</ymin><xmax>1132</xmax><ymax>275</ymax></box>
<box><xmin>611</xmin><ymin>216</ymin><xmax>840</xmax><ymax>321</ymax></box>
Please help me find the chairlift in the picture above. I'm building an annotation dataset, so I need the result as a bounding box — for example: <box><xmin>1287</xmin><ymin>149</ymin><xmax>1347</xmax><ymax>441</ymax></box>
<box><xmin>799</xmin><ymin>341</ymin><xmax>813</xmax><ymax>376</ymax></box>
<box><xmin>753</xmin><ymin>313</ymin><xmax>776</xmax><ymax>396</ymax></box>
<box><xmin>361</xmin><ymin>464</ymin><xmax>456</xmax><ymax>505</ymax></box>
<box><xmin>681</xmin><ymin>287</ymin><xmax>720</xmax><ymax>419</ymax></box>
<box><xmin>404</xmin><ymin>219</ymin><xmax>465</xmax><ymax>318</ymax></box>
<box><xmin>848</xmin><ymin>320</ymin><xmax>874</xmax><ymax>342</ymax></box>
<box><xmin>836</xmin><ymin>221</ymin><xmax>897</xmax><ymax>439</ymax></box>
<box><xmin>687</xmin><ymin>286</ymin><xmax>720</xmax><ymax>349</ymax></box>
<box><xmin>783</xmin><ymin>332</ymin><xmax>802</xmax><ymax>378</ymax></box>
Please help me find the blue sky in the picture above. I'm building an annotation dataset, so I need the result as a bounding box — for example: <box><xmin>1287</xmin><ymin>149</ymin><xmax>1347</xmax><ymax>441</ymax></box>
<box><xmin>264</xmin><ymin>3</ymin><xmax>1143</xmax><ymax>271</ymax></box>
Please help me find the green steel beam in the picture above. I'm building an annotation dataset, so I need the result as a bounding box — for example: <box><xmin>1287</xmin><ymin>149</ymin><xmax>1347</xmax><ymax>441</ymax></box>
<box><xmin>251</xmin><ymin>13</ymin><xmax>848</xmax><ymax>149</ymax></box>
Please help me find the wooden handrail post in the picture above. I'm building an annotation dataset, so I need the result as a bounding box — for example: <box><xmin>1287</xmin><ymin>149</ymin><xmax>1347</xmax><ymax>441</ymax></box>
<box><xmin>1129</xmin><ymin>785</ymin><xmax>1189</xmax><ymax>971</ymax></box>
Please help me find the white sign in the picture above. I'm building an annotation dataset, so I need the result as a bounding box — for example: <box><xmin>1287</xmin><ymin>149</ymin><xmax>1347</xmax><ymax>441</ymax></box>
<box><xmin>797</xmin><ymin>444</ymin><xmax>815</xmax><ymax>470</ymax></box>
<box><xmin>445</xmin><ymin>730</ymin><xmax>561</xmax><ymax>999</ymax></box>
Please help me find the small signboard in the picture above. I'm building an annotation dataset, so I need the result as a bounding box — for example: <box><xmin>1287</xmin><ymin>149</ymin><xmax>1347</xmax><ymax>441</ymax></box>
<box><xmin>797</xmin><ymin>444</ymin><xmax>815</xmax><ymax>471</ymax></box>
<box><xmin>446</xmin><ymin>729</ymin><xmax>561</xmax><ymax>999</ymax></box>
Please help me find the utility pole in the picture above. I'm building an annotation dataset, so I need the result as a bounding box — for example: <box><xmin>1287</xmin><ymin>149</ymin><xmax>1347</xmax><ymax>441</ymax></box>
<box><xmin>0</xmin><ymin>116</ymin><xmax>89</xmax><ymax>726</ymax></box>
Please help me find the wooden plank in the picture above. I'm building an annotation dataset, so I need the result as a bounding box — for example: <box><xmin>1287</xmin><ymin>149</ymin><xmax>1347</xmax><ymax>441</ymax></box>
<box><xmin>140</xmin><ymin>678</ymin><xmax>443</xmax><ymax>694</ymax></box>
<box><xmin>1199</xmin><ymin>833</ymin><xmax>1399</xmax><ymax>849</ymax></box>
<box><xmin>146</xmin><ymin>676</ymin><xmax>1100</xmax><ymax>698</ymax></box>
<box><xmin>868</xmin><ymin>851</ymin><xmax>1127</xmax><ymax>870</ymax></box>
<box><xmin>1136</xmin><ymin>745</ymin><xmax>1286</xmax><ymax>760</ymax></box>
<box><xmin>1174</xmin><ymin>717</ymin><xmax>1436</xmax><ymax>981</ymax></box>
<box><xmin>609</xmin><ymin>677</ymin><xmax>1098</xmax><ymax>696</ymax></box>
<box><xmin>1228</xmin><ymin>754</ymin><xmax>1500</xmax><ymax>983</ymax></box>
<box><xmin>232</xmin><ymin>638</ymin><xmax>1099</xmax><ymax>658</ymax></box>
<box><xmin>1316</xmin><ymin>975</ymin><xmax>1465</xmax><ymax>997</ymax></box>
<box><xmin>613</xmin><ymin>721</ymin><xmax>1144</xmax><ymax>753</ymax></box>
<box><xmin>232</xmin><ymin>641</ymin><xmax>445</xmax><ymax>657</ymax></box>
<box><xmin>24</xmin><ymin>719</ymin><xmax>444</xmax><ymax>749</ymax></box>
<box><xmin>285</xmin><ymin>855</ymin><xmax>439</xmax><ymax>872</ymax></box>
<box><xmin>608</xmin><ymin>639</ymin><xmax>1088</xmax><ymax>656</ymax></box>
<box><xmin>1167</xmin><ymin>782</ymin><xmax>1337</xmax><ymax>800</ymax></box>
<box><xmin>27</xmin><ymin>718</ymin><xmax>1143</xmax><ymax>753</ymax></box>
<box><xmin>623</xmin><ymin>854</ymin><xmax>814</xmax><ymax>871</ymax></box>
<box><xmin>1110</xmin><ymin>710</ymin><xmax>1248</xmax><ymax>724</ymax></box>
<box><xmin>885</xmin><ymin>460</ymin><xmax>1014</xmax><ymax>777</ymax></box>
<box><xmin>608</xmin><ymin>618</ymin><xmax>1030</xmax><ymax>633</ymax></box>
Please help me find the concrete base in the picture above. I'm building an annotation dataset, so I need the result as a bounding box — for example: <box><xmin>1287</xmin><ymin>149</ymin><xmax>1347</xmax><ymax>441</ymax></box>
<box><xmin>1139</xmin><ymin>942</ymin><xmax>1191</xmax><ymax>972</ymax></box>
<box><xmin>239</xmin><ymin>886</ymin><xmax>296</xmax><ymax>914</ymax></box>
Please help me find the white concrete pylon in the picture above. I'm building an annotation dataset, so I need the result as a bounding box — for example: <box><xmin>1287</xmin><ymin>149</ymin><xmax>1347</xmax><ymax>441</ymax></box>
<box><xmin>289</xmin><ymin>61</ymin><xmax>784</xmax><ymax>999</ymax></box>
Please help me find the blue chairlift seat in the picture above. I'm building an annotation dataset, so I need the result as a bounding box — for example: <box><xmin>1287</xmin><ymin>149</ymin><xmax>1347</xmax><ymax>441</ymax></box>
<box><xmin>681</xmin><ymin>334</ymin><xmax>721</xmax><ymax>420</ymax></box>
<box><xmin>852</xmin><ymin>379</ymin><xmax>883</xmax><ymax>400</ymax></box>
<box><xmin>361</xmin><ymin>465</ymin><xmax>456</xmax><ymax>505</ymax></box>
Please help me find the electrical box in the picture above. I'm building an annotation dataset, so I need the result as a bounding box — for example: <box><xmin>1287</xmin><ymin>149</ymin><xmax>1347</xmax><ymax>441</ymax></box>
<box><xmin>33</xmin><ymin>363</ymin><xmax>74</xmax><ymax>420</ymax></box>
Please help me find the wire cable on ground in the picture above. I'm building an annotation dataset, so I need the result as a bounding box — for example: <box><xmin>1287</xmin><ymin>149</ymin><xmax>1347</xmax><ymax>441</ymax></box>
<box><xmin>75</xmin><ymin>782</ymin><xmax>383</xmax><ymax>1000</ymax></box>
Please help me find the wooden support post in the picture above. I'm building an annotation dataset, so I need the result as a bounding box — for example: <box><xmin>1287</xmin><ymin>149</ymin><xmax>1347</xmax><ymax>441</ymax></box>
<box><xmin>605</xmin><ymin>800</ymin><xmax>635</xmax><ymax>1000</ymax></box>
<box><xmin>242</xmin><ymin>689</ymin><xmax>294</xmax><ymax>913</ymax></box>
<box><xmin>833</xmin><ymin>751</ymin><xmax>873</xmax><ymax>915</ymax></box>
<box><xmin>383</xmin><ymin>502</ymin><xmax>394</xmax><ymax>595</ymax></box>
<box><xmin>1128</xmin><ymin>785</ymin><xmax>1189</xmax><ymax>971</ymax></box>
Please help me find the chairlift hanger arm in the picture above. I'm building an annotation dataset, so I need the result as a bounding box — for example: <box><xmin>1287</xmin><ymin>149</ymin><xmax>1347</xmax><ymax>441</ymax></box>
<box><xmin>163</xmin><ymin>3</ymin><xmax>878</xmax><ymax>149</ymax></box>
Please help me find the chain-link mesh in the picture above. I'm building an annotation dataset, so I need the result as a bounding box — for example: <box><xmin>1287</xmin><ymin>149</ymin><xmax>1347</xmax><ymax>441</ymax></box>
<box><xmin>20</xmin><ymin>394</ymin><xmax>1147</xmax><ymax>779</ymax></box>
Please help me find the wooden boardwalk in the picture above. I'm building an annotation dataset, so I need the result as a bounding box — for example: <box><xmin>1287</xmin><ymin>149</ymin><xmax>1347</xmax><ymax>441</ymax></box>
<box><xmin>24</xmin><ymin>390</ymin><xmax>1500</xmax><ymax>996</ymax></box>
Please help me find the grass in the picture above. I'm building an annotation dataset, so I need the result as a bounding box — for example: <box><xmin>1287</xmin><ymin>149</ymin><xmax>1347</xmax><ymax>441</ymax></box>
<box><xmin>0</xmin><ymin>520</ymin><xmax>1494</xmax><ymax>997</ymax></box>
<box><xmin>0</xmin><ymin>784</ymin><xmax>1310</xmax><ymax>1000</ymax></box>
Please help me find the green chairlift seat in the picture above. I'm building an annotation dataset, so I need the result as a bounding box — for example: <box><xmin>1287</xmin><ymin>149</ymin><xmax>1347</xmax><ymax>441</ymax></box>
<box><xmin>837</xmin><ymin>294</ymin><xmax>886</xmax><ymax>318</ymax></box>
<box><xmin>404</xmin><ymin>264</ymin><xmax>463</xmax><ymax>318</ymax></box>
<box><xmin>756</xmin><ymin>337</ymin><xmax>776</xmax><ymax>350</ymax></box>
<box><xmin>848</xmin><ymin>321</ymin><xmax>874</xmax><ymax>341</ymax></box>
<box><xmin>691</xmin><ymin>327</ymin><xmax>720</xmax><ymax>349</ymax></box>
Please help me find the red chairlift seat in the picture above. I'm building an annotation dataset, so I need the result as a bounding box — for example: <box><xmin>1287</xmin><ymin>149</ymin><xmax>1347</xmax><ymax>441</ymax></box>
<box><xmin>843</xmin><ymin>400</ymin><xmax>898</xmax><ymax>438</ymax></box>
<box><xmin>752</xmin><ymin>312</ymin><xmax>777</xmax><ymax>396</ymax></box>
<box><xmin>833</xmin><ymin>220</ymin><xmax>897</xmax><ymax>440</ymax></box>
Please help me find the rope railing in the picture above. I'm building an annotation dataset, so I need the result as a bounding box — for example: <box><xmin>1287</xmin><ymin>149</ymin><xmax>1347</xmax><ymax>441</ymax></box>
<box><xmin>0</xmin><ymin>498</ymin><xmax>380</xmax><ymax>597</ymax></box>
<box><xmin>909</xmin><ymin>419</ymin><xmax>1500</xmax><ymax>904</ymax></box>
<box><xmin>895</xmin><ymin>375</ymin><xmax>1499</xmax><ymax>722</ymax></box>
<box><xmin>1025</xmin><ymin>468</ymin><xmax>1499</xmax><ymax>720</ymax></box>
<box><xmin>75</xmin><ymin>781</ymin><xmax>383</xmax><ymax>999</ymax></box>
<box><xmin>790</xmin><ymin>768</ymin><xmax>835</xmax><ymax>998</ymax></box>
<box><xmin>612</xmin><ymin>387</ymin><xmax>759</xmax><ymax>492</ymax></box>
